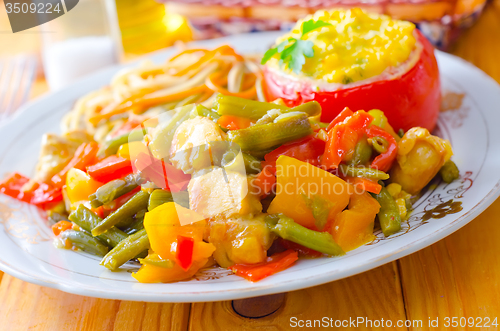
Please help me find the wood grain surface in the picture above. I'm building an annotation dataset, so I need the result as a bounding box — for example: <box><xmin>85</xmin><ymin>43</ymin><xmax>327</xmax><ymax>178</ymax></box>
<box><xmin>0</xmin><ymin>1</ymin><xmax>499</xmax><ymax>330</ymax></box>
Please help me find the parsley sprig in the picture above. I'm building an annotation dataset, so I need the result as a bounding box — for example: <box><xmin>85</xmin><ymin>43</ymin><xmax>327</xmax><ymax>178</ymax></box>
<box><xmin>261</xmin><ymin>19</ymin><xmax>332</xmax><ymax>74</ymax></box>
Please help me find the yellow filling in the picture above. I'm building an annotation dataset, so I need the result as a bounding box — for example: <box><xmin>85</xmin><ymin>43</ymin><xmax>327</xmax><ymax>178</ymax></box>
<box><xmin>269</xmin><ymin>8</ymin><xmax>416</xmax><ymax>84</ymax></box>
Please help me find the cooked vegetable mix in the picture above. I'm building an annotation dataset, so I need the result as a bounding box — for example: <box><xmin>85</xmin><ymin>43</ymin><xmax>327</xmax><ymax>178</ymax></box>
<box><xmin>0</xmin><ymin>8</ymin><xmax>461</xmax><ymax>284</ymax></box>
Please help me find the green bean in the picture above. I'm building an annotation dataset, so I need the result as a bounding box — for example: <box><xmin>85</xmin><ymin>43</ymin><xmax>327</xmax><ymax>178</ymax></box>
<box><xmin>215</xmin><ymin>94</ymin><xmax>288</xmax><ymax>120</ymax></box>
<box><xmin>60</xmin><ymin>230</ymin><xmax>109</xmax><ymax>256</ymax></box>
<box><xmin>228</xmin><ymin>113</ymin><xmax>312</xmax><ymax>151</ymax></box>
<box><xmin>370</xmin><ymin>136</ymin><xmax>389</xmax><ymax>154</ymax></box>
<box><xmin>347</xmin><ymin>138</ymin><xmax>372</xmax><ymax>166</ymax></box>
<box><xmin>439</xmin><ymin>160</ymin><xmax>460</xmax><ymax>183</ymax></box>
<box><xmin>69</xmin><ymin>205</ymin><xmax>128</xmax><ymax>247</ymax></box>
<box><xmin>302</xmin><ymin>194</ymin><xmax>332</xmax><ymax>231</ymax></box>
<box><xmin>339</xmin><ymin>164</ymin><xmax>389</xmax><ymax>181</ymax></box>
<box><xmin>89</xmin><ymin>174</ymin><xmax>139</xmax><ymax>208</ymax></box>
<box><xmin>92</xmin><ymin>190</ymin><xmax>150</xmax><ymax>236</ymax></box>
<box><xmin>286</xmin><ymin>101</ymin><xmax>322</xmax><ymax>118</ymax></box>
<box><xmin>148</xmin><ymin>189</ymin><xmax>189</xmax><ymax>211</ymax></box>
<box><xmin>149</xmin><ymin>104</ymin><xmax>194</xmax><ymax>160</ymax></box>
<box><xmin>124</xmin><ymin>218</ymin><xmax>145</xmax><ymax>235</ymax></box>
<box><xmin>371</xmin><ymin>186</ymin><xmax>401</xmax><ymax>237</ymax></box>
<box><xmin>138</xmin><ymin>257</ymin><xmax>174</xmax><ymax>268</ymax></box>
<box><xmin>192</xmin><ymin>104</ymin><xmax>220</xmax><ymax>122</ymax></box>
<box><xmin>98</xmin><ymin>128</ymin><xmax>147</xmax><ymax>157</ymax></box>
<box><xmin>101</xmin><ymin>229</ymin><xmax>150</xmax><ymax>271</ymax></box>
<box><xmin>265</xmin><ymin>214</ymin><xmax>344</xmax><ymax>256</ymax></box>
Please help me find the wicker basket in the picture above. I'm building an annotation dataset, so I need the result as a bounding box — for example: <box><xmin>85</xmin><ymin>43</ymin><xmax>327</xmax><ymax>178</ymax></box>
<box><xmin>159</xmin><ymin>0</ymin><xmax>488</xmax><ymax>49</ymax></box>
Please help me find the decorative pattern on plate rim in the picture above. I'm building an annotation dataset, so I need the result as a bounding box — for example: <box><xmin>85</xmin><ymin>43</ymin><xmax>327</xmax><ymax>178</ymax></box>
<box><xmin>369</xmin><ymin>171</ymin><xmax>473</xmax><ymax>245</ymax></box>
<box><xmin>0</xmin><ymin>198</ymin><xmax>51</xmax><ymax>244</ymax></box>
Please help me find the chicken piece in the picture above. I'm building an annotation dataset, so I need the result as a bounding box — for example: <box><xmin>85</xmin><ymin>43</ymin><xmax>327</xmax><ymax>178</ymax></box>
<box><xmin>169</xmin><ymin>116</ymin><xmax>227</xmax><ymax>174</ymax></box>
<box><xmin>208</xmin><ymin>214</ymin><xmax>275</xmax><ymax>267</ymax></box>
<box><xmin>32</xmin><ymin>130</ymin><xmax>94</xmax><ymax>184</ymax></box>
<box><xmin>188</xmin><ymin>168</ymin><xmax>262</xmax><ymax>220</ymax></box>
<box><xmin>390</xmin><ymin>127</ymin><xmax>453</xmax><ymax>194</ymax></box>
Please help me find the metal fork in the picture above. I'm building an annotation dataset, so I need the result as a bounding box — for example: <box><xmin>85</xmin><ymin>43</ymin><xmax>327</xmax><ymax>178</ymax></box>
<box><xmin>0</xmin><ymin>55</ymin><xmax>37</xmax><ymax>123</ymax></box>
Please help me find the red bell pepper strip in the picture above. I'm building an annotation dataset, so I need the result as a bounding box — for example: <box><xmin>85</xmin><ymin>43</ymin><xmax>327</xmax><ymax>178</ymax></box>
<box><xmin>176</xmin><ymin>235</ymin><xmax>195</xmax><ymax>271</ymax></box>
<box><xmin>343</xmin><ymin>176</ymin><xmax>382</xmax><ymax>195</ymax></box>
<box><xmin>51</xmin><ymin>142</ymin><xmax>99</xmax><ymax>188</ymax></box>
<box><xmin>134</xmin><ymin>152</ymin><xmax>191</xmax><ymax>192</ymax></box>
<box><xmin>52</xmin><ymin>220</ymin><xmax>73</xmax><ymax>236</ymax></box>
<box><xmin>253</xmin><ymin>166</ymin><xmax>276</xmax><ymax>196</ymax></box>
<box><xmin>322</xmin><ymin>110</ymin><xmax>374</xmax><ymax>170</ymax></box>
<box><xmin>326</xmin><ymin>107</ymin><xmax>353</xmax><ymax>131</ymax></box>
<box><xmin>229</xmin><ymin>249</ymin><xmax>299</xmax><ymax>282</ymax></box>
<box><xmin>30</xmin><ymin>182</ymin><xmax>63</xmax><ymax>210</ymax></box>
<box><xmin>263</xmin><ymin>136</ymin><xmax>325</xmax><ymax>175</ymax></box>
<box><xmin>86</xmin><ymin>155</ymin><xmax>133</xmax><ymax>183</ymax></box>
<box><xmin>365</xmin><ymin>125</ymin><xmax>398</xmax><ymax>173</ymax></box>
<box><xmin>0</xmin><ymin>173</ymin><xmax>62</xmax><ymax>209</ymax></box>
<box><xmin>0</xmin><ymin>173</ymin><xmax>33</xmax><ymax>203</ymax></box>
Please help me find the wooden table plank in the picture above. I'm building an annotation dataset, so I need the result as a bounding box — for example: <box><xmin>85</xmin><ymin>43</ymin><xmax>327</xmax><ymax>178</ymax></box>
<box><xmin>189</xmin><ymin>263</ymin><xmax>407</xmax><ymax>330</ymax></box>
<box><xmin>398</xmin><ymin>1</ymin><xmax>500</xmax><ymax>329</ymax></box>
<box><xmin>0</xmin><ymin>275</ymin><xmax>190</xmax><ymax>331</ymax></box>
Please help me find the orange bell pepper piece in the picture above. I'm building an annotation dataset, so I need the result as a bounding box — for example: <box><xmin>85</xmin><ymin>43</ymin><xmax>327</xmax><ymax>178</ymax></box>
<box><xmin>267</xmin><ymin>156</ymin><xmax>353</xmax><ymax>230</ymax></box>
<box><xmin>330</xmin><ymin>191</ymin><xmax>381</xmax><ymax>252</ymax></box>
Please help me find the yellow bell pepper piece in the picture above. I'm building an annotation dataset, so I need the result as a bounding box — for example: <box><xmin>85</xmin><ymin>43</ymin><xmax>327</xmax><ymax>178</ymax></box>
<box><xmin>331</xmin><ymin>191</ymin><xmax>380</xmax><ymax>252</ymax></box>
<box><xmin>267</xmin><ymin>155</ymin><xmax>352</xmax><ymax>230</ymax></box>
<box><xmin>66</xmin><ymin>168</ymin><xmax>103</xmax><ymax>206</ymax></box>
<box><xmin>117</xmin><ymin>141</ymin><xmax>150</xmax><ymax>160</ymax></box>
<box><xmin>133</xmin><ymin>202</ymin><xmax>215</xmax><ymax>283</ymax></box>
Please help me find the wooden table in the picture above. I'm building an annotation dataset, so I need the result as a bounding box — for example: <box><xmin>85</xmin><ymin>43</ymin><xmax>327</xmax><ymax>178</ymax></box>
<box><xmin>1</xmin><ymin>2</ymin><xmax>500</xmax><ymax>330</ymax></box>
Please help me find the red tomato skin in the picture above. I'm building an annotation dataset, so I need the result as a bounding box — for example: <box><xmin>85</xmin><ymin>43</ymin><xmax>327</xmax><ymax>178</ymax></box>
<box><xmin>263</xmin><ymin>30</ymin><xmax>440</xmax><ymax>132</ymax></box>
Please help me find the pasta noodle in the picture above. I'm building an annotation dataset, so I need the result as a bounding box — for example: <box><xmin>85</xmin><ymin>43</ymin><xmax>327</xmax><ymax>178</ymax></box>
<box><xmin>61</xmin><ymin>45</ymin><xmax>263</xmax><ymax>143</ymax></box>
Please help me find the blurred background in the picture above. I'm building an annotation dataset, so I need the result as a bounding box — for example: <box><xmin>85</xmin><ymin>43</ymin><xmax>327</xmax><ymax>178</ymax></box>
<box><xmin>0</xmin><ymin>0</ymin><xmax>489</xmax><ymax>119</ymax></box>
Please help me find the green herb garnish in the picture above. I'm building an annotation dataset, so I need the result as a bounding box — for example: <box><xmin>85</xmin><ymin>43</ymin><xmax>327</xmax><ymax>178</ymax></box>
<box><xmin>261</xmin><ymin>19</ymin><xmax>332</xmax><ymax>74</ymax></box>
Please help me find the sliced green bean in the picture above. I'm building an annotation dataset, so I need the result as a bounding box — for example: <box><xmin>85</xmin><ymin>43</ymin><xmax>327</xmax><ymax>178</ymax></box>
<box><xmin>98</xmin><ymin>128</ymin><xmax>147</xmax><ymax>157</ymax></box>
<box><xmin>371</xmin><ymin>187</ymin><xmax>402</xmax><ymax>237</ymax></box>
<box><xmin>265</xmin><ymin>214</ymin><xmax>344</xmax><ymax>256</ymax></box>
<box><xmin>92</xmin><ymin>190</ymin><xmax>150</xmax><ymax>236</ymax></box>
<box><xmin>124</xmin><ymin>218</ymin><xmax>145</xmax><ymax>235</ymax></box>
<box><xmin>228</xmin><ymin>113</ymin><xmax>312</xmax><ymax>151</ymax></box>
<box><xmin>148</xmin><ymin>189</ymin><xmax>189</xmax><ymax>211</ymax></box>
<box><xmin>439</xmin><ymin>160</ymin><xmax>460</xmax><ymax>183</ymax></box>
<box><xmin>69</xmin><ymin>205</ymin><xmax>128</xmax><ymax>247</ymax></box>
<box><xmin>347</xmin><ymin>138</ymin><xmax>372</xmax><ymax>166</ymax></box>
<box><xmin>138</xmin><ymin>257</ymin><xmax>174</xmax><ymax>268</ymax></box>
<box><xmin>60</xmin><ymin>230</ymin><xmax>109</xmax><ymax>256</ymax></box>
<box><xmin>148</xmin><ymin>190</ymin><xmax>173</xmax><ymax>211</ymax></box>
<box><xmin>89</xmin><ymin>174</ymin><xmax>140</xmax><ymax>208</ymax></box>
<box><xmin>370</xmin><ymin>136</ymin><xmax>389</xmax><ymax>154</ymax></box>
<box><xmin>339</xmin><ymin>164</ymin><xmax>389</xmax><ymax>181</ymax></box>
<box><xmin>215</xmin><ymin>94</ymin><xmax>288</xmax><ymax>120</ymax></box>
<box><xmin>192</xmin><ymin>104</ymin><xmax>220</xmax><ymax>122</ymax></box>
<box><xmin>101</xmin><ymin>229</ymin><xmax>150</xmax><ymax>271</ymax></box>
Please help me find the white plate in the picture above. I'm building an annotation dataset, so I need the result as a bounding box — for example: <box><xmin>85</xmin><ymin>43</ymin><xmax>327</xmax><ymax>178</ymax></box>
<box><xmin>1</xmin><ymin>32</ymin><xmax>499</xmax><ymax>303</ymax></box>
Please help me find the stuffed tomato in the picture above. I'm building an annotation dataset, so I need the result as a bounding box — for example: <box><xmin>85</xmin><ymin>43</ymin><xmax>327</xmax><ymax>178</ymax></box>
<box><xmin>262</xmin><ymin>8</ymin><xmax>440</xmax><ymax>132</ymax></box>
